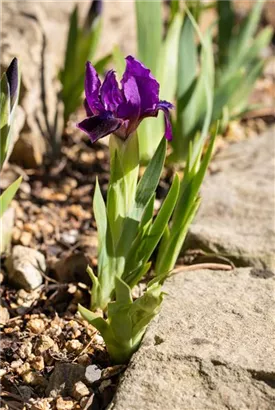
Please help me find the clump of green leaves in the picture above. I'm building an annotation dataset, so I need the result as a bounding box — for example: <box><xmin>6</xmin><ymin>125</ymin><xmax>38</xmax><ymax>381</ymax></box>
<box><xmin>77</xmin><ymin>8</ymin><xmax>217</xmax><ymax>362</ymax></box>
<box><xmin>171</xmin><ymin>0</ymin><xmax>272</xmax><ymax>162</ymax></box>
<box><xmin>134</xmin><ymin>0</ymin><xmax>272</xmax><ymax>163</ymax></box>
<box><xmin>79</xmin><ymin>133</ymin><xmax>180</xmax><ymax>364</ymax></box>
<box><xmin>0</xmin><ymin>58</ymin><xmax>22</xmax><ymax>221</ymax></box>
<box><xmin>79</xmin><ymin>127</ymin><xmax>216</xmax><ymax>364</ymax></box>
<box><xmin>78</xmin><ymin>119</ymin><xmax>216</xmax><ymax>364</ymax></box>
<box><xmin>214</xmin><ymin>0</ymin><xmax>272</xmax><ymax>124</ymax></box>
<box><xmin>134</xmin><ymin>0</ymin><xmax>214</xmax><ymax>162</ymax></box>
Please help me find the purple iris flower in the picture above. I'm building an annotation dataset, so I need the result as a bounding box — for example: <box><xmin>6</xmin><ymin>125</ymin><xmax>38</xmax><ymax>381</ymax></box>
<box><xmin>77</xmin><ymin>56</ymin><xmax>173</xmax><ymax>143</ymax></box>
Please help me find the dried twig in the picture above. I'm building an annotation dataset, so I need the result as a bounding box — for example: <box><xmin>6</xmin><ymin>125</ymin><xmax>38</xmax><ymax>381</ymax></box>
<box><xmin>39</xmin><ymin>267</ymin><xmax>58</xmax><ymax>284</ymax></box>
<box><xmin>172</xmin><ymin>262</ymin><xmax>233</xmax><ymax>275</ymax></box>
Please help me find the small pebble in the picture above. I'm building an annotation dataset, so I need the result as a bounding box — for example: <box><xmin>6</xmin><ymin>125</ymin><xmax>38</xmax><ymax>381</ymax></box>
<box><xmin>20</xmin><ymin>231</ymin><xmax>33</xmax><ymax>246</ymax></box>
<box><xmin>0</xmin><ymin>306</ymin><xmax>10</xmax><ymax>325</ymax></box>
<box><xmin>65</xmin><ymin>339</ymin><xmax>83</xmax><ymax>353</ymax></box>
<box><xmin>66</xmin><ymin>320</ymin><xmax>81</xmax><ymax>339</ymax></box>
<box><xmin>18</xmin><ymin>362</ymin><xmax>31</xmax><ymax>376</ymax></box>
<box><xmin>23</xmin><ymin>371</ymin><xmax>46</xmax><ymax>386</ymax></box>
<box><xmin>31</xmin><ymin>356</ymin><xmax>45</xmax><ymax>371</ymax></box>
<box><xmin>47</xmin><ymin>322</ymin><xmax>62</xmax><ymax>338</ymax></box>
<box><xmin>40</xmin><ymin>188</ymin><xmax>67</xmax><ymax>202</ymax></box>
<box><xmin>11</xmin><ymin>359</ymin><xmax>23</xmax><ymax>368</ymax></box>
<box><xmin>55</xmin><ymin>397</ymin><xmax>74</xmax><ymax>410</ymax></box>
<box><xmin>14</xmin><ymin>224</ymin><xmax>23</xmax><ymax>237</ymax></box>
<box><xmin>61</xmin><ymin>177</ymin><xmax>77</xmax><ymax>195</ymax></box>
<box><xmin>77</xmin><ymin>354</ymin><xmax>91</xmax><ymax>366</ymax></box>
<box><xmin>20</xmin><ymin>182</ymin><xmax>31</xmax><ymax>195</ymax></box>
<box><xmin>85</xmin><ymin>365</ymin><xmax>101</xmax><ymax>384</ymax></box>
<box><xmin>36</xmin><ymin>335</ymin><xmax>55</xmax><ymax>354</ymax></box>
<box><xmin>37</xmin><ymin>219</ymin><xmax>54</xmax><ymax>235</ymax></box>
<box><xmin>18</xmin><ymin>341</ymin><xmax>33</xmax><ymax>359</ymax></box>
<box><xmin>96</xmin><ymin>150</ymin><xmax>105</xmax><ymax>160</ymax></box>
<box><xmin>68</xmin><ymin>205</ymin><xmax>90</xmax><ymax>219</ymax></box>
<box><xmin>24</xmin><ymin>222</ymin><xmax>40</xmax><ymax>238</ymax></box>
<box><xmin>0</xmin><ymin>369</ymin><xmax>7</xmax><ymax>377</ymax></box>
<box><xmin>0</xmin><ymin>271</ymin><xmax>5</xmax><ymax>284</ymax></box>
<box><xmin>16</xmin><ymin>289</ymin><xmax>41</xmax><ymax>308</ymax></box>
<box><xmin>61</xmin><ymin>230</ymin><xmax>79</xmax><ymax>245</ymax></box>
<box><xmin>30</xmin><ymin>398</ymin><xmax>52</xmax><ymax>410</ymax></box>
<box><xmin>27</xmin><ymin>318</ymin><xmax>45</xmax><ymax>334</ymax></box>
<box><xmin>67</xmin><ymin>284</ymin><xmax>77</xmax><ymax>294</ymax></box>
<box><xmin>72</xmin><ymin>381</ymin><xmax>90</xmax><ymax>400</ymax></box>
<box><xmin>93</xmin><ymin>334</ymin><xmax>104</xmax><ymax>345</ymax></box>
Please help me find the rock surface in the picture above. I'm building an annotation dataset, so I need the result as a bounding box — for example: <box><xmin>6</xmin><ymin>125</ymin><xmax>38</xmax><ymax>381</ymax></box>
<box><xmin>111</xmin><ymin>267</ymin><xmax>275</xmax><ymax>410</ymax></box>
<box><xmin>46</xmin><ymin>363</ymin><xmax>86</xmax><ymax>398</ymax></box>
<box><xmin>6</xmin><ymin>245</ymin><xmax>45</xmax><ymax>290</ymax></box>
<box><xmin>185</xmin><ymin>128</ymin><xmax>275</xmax><ymax>270</ymax></box>
<box><xmin>53</xmin><ymin>252</ymin><xmax>91</xmax><ymax>285</ymax></box>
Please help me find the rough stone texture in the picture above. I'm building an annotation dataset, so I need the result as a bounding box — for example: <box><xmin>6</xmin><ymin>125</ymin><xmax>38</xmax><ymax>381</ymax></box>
<box><xmin>46</xmin><ymin>363</ymin><xmax>86</xmax><ymax>398</ymax></box>
<box><xmin>98</xmin><ymin>0</ymin><xmax>136</xmax><ymax>58</ymax></box>
<box><xmin>110</xmin><ymin>268</ymin><xmax>275</xmax><ymax>410</ymax></box>
<box><xmin>53</xmin><ymin>252</ymin><xmax>91</xmax><ymax>285</ymax></box>
<box><xmin>185</xmin><ymin>128</ymin><xmax>275</xmax><ymax>270</ymax></box>
<box><xmin>1</xmin><ymin>0</ymin><xmax>136</xmax><ymax>168</ymax></box>
<box><xmin>6</xmin><ymin>245</ymin><xmax>45</xmax><ymax>290</ymax></box>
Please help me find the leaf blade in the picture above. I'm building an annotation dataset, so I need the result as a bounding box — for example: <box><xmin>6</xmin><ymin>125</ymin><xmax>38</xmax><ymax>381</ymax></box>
<box><xmin>0</xmin><ymin>176</ymin><xmax>22</xmax><ymax>218</ymax></box>
<box><xmin>135</xmin><ymin>0</ymin><xmax>162</xmax><ymax>75</ymax></box>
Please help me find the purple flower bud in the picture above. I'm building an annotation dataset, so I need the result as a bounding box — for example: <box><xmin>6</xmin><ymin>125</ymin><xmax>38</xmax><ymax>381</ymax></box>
<box><xmin>84</xmin><ymin>0</ymin><xmax>103</xmax><ymax>31</ymax></box>
<box><xmin>6</xmin><ymin>58</ymin><xmax>18</xmax><ymax>108</ymax></box>
<box><xmin>77</xmin><ymin>56</ymin><xmax>173</xmax><ymax>143</ymax></box>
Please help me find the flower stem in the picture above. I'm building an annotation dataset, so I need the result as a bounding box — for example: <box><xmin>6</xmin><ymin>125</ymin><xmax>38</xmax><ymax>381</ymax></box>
<box><xmin>107</xmin><ymin>132</ymin><xmax>139</xmax><ymax>247</ymax></box>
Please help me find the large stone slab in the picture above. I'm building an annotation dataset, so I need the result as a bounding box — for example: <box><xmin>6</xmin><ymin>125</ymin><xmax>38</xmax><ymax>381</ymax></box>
<box><xmin>185</xmin><ymin>128</ymin><xmax>275</xmax><ymax>270</ymax></box>
<box><xmin>110</xmin><ymin>268</ymin><xmax>275</xmax><ymax>410</ymax></box>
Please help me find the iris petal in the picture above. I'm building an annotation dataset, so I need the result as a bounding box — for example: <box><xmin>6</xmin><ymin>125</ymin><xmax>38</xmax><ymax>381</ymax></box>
<box><xmin>156</xmin><ymin>101</ymin><xmax>174</xmax><ymax>141</ymax></box>
<box><xmin>77</xmin><ymin>112</ymin><xmax>122</xmax><ymax>142</ymax></box>
<box><xmin>101</xmin><ymin>70</ymin><xmax>123</xmax><ymax>112</ymax></box>
<box><xmin>84</xmin><ymin>99</ymin><xmax>93</xmax><ymax>116</ymax></box>
<box><xmin>85</xmin><ymin>62</ymin><xmax>104</xmax><ymax>114</ymax></box>
<box><xmin>117</xmin><ymin>76</ymin><xmax>141</xmax><ymax>137</ymax></box>
<box><xmin>121</xmin><ymin>56</ymin><xmax>159</xmax><ymax>114</ymax></box>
